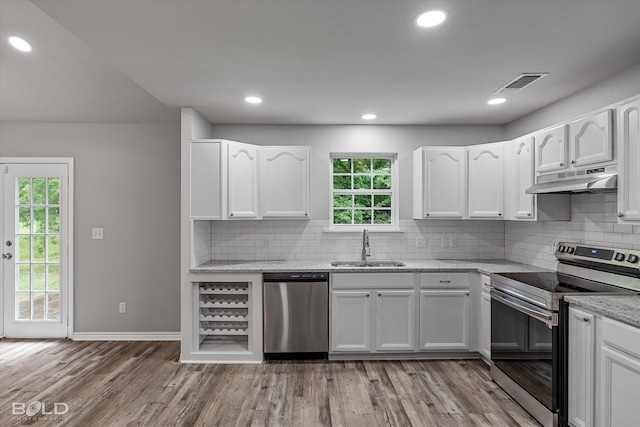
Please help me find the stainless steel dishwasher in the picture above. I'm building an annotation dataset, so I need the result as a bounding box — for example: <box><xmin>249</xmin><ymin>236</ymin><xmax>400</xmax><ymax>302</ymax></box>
<box><xmin>263</xmin><ymin>272</ymin><xmax>329</xmax><ymax>360</ymax></box>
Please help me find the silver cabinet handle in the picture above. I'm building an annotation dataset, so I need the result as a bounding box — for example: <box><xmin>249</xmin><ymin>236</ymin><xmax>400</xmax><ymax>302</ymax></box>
<box><xmin>573</xmin><ymin>314</ymin><xmax>590</xmax><ymax>323</ymax></box>
<box><xmin>617</xmin><ymin>212</ymin><xmax>624</xmax><ymax>218</ymax></box>
<box><xmin>571</xmin><ymin>160</ymin><xmax>576</xmax><ymax>165</ymax></box>
<box><xmin>559</xmin><ymin>162</ymin><xmax>564</xmax><ymax>167</ymax></box>
<box><xmin>439</xmin><ymin>280</ymin><xmax>451</xmax><ymax>283</ymax></box>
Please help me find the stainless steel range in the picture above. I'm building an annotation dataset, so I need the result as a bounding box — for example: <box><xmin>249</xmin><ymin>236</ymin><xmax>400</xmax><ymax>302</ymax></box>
<box><xmin>490</xmin><ymin>242</ymin><xmax>640</xmax><ymax>427</ymax></box>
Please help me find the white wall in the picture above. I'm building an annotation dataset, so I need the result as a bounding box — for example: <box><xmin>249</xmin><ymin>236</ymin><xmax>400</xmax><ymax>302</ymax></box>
<box><xmin>211</xmin><ymin>124</ymin><xmax>505</xmax><ymax>219</ymax></box>
<box><xmin>0</xmin><ymin>122</ymin><xmax>181</xmax><ymax>333</ymax></box>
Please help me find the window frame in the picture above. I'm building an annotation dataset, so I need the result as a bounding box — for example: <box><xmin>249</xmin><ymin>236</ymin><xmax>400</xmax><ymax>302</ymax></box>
<box><xmin>329</xmin><ymin>152</ymin><xmax>399</xmax><ymax>232</ymax></box>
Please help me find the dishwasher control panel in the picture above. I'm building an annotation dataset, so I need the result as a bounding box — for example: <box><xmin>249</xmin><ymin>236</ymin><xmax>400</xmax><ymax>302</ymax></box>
<box><xmin>263</xmin><ymin>272</ymin><xmax>328</xmax><ymax>282</ymax></box>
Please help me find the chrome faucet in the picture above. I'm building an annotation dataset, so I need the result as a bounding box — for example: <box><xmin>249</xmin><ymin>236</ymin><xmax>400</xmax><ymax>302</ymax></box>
<box><xmin>361</xmin><ymin>228</ymin><xmax>371</xmax><ymax>261</ymax></box>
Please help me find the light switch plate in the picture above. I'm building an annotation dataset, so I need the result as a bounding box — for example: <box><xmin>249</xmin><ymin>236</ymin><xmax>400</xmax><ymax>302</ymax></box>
<box><xmin>92</xmin><ymin>228</ymin><xmax>104</xmax><ymax>240</ymax></box>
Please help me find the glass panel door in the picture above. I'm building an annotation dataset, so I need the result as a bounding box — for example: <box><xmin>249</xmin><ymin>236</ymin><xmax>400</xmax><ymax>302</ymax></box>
<box><xmin>2</xmin><ymin>163</ymin><xmax>68</xmax><ymax>337</ymax></box>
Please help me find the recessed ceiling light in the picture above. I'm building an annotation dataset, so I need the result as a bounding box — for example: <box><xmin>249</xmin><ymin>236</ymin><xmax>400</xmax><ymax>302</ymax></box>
<box><xmin>361</xmin><ymin>114</ymin><xmax>377</xmax><ymax>120</ymax></box>
<box><xmin>416</xmin><ymin>10</ymin><xmax>447</xmax><ymax>28</ymax></box>
<box><xmin>8</xmin><ymin>35</ymin><xmax>33</xmax><ymax>53</ymax></box>
<box><xmin>487</xmin><ymin>98</ymin><xmax>507</xmax><ymax>105</ymax></box>
<box><xmin>244</xmin><ymin>96</ymin><xmax>263</xmax><ymax>104</ymax></box>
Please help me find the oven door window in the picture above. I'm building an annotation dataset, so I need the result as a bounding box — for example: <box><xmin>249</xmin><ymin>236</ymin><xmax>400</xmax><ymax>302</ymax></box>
<box><xmin>491</xmin><ymin>297</ymin><xmax>558</xmax><ymax>412</ymax></box>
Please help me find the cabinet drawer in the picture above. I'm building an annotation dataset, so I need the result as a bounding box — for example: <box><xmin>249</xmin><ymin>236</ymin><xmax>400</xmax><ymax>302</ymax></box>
<box><xmin>420</xmin><ymin>272</ymin><xmax>469</xmax><ymax>289</ymax></box>
<box><xmin>331</xmin><ymin>273</ymin><xmax>415</xmax><ymax>289</ymax></box>
<box><xmin>601</xmin><ymin>317</ymin><xmax>640</xmax><ymax>357</ymax></box>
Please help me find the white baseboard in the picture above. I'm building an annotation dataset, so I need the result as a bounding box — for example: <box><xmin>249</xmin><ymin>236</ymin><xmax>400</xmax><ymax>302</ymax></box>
<box><xmin>72</xmin><ymin>332</ymin><xmax>180</xmax><ymax>341</ymax></box>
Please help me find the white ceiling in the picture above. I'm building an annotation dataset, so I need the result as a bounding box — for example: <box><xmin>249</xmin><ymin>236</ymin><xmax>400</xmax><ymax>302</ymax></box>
<box><xmin>1</xmin><ymin>0</ymin><xmax>640</xmax><ymax>125</ymax></box>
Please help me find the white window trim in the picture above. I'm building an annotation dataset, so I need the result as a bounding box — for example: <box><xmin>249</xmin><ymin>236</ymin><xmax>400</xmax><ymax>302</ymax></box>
<box><xmin>328</xmin><ymin>152</ymin><xmax>399</xmax><ymax>232</ymax></box>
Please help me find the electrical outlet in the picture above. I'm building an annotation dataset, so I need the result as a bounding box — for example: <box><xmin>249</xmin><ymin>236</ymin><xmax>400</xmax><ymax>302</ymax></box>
<box><xmin>415</xmin><ymin>236</ymin><xmax>426</xmax><ymax>248</ymax></box>
<box><xmin>119</xmin><ymin>302</ymin><xmax>126</xmax><ymax>314</ymax></box>
<box><xmin>92</xmin><ymin>228</ymin><xmax>104</xmax><ymax>240</ymax></box>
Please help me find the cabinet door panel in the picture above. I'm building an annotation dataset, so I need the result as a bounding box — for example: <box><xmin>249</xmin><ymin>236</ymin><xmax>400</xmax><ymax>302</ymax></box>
<box><xmin>570</xmin><ymin>109</ymin><xmax>612</xmax><ymax>167</ymax></box>
<box><xmin>423</xmin><ymin>148</ymin><xmax>467</xmax><ymax>218</ymax></box>
<box><xmin>260</xmin><ymin>147</ymin><xmax>310</xmax><ymax>218</ymax></box>
<box><xmin>331</xmin><ymin>291</ymin><xmax>371</xmax><ymax>352</ymax></box>
<box><xmin>227</xmin><ymin>142</ymin><xmax>259</xmax><ymax>218</ymax></box>
<box><xmin>376</xmin><ymin>290</ymin><xmax>415</xmax><ymax>351</ymax></box>
<box><xmin>599</xmin><ymin>347</ymin><xmax>640</xmax><ymax>427</ymax></box>
<box><xmin>535</xmin><ymin>124</ymin><xmax>568</xmax><ymax>173</ymax></box>
<box><xmin>419</xmin><ymin>290</ymin><xmax>469</xmax><ymax>350</ymax></box>
<box><xmin>568</xmin><ymin>307</ymin><xmax>595</xmax><ymax>427</ymax></box>
<box><xmin>480</xmin><ymin>275</ymin><xmax>491</xmax><ymax>360</ymax></box>
<box><xmin>506</xmin><ymin>137</ymin><xmax>535</xmax><ymax>220</ymax></box>
<box><xmin>618</xmin><ymin>98</ymin><xmax>640</xmax><ymax>222</ymax></box>
<box><xmin>190</xmin><ymin>141</ymin><xmax>222</xmax><ymax>219</ymax></box>
<box><xmin>468</xmin><ymin>143</ymin><xmax>504</xmax><ymax>218</ymax></box>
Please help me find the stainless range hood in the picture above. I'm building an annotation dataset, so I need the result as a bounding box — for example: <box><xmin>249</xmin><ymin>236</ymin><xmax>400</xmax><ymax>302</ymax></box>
<box><xmin>525</xmin><ymin>166</ymin><xmax>617</xmax><ymax>194</ymax></box>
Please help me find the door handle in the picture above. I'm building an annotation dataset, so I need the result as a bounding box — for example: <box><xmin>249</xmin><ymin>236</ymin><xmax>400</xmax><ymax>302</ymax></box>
<box><xmin>2</xmin><ymin>253</ymin><xmax>12</xmax><ymax>260</ymax></box>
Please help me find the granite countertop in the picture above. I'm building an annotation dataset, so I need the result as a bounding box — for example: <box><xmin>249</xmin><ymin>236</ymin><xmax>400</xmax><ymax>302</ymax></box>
<box><xmin>191</xmin><ymin>259</ymin><xmax>547</xmax><ymax>276</ymax></box>
<box><xmin>565</xmin><ymin>295</ymin><xmax>640</xmax><ymax>329</ymax></box>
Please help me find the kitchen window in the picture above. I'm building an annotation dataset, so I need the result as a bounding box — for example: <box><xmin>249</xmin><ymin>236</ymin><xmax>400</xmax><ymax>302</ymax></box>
<box><xmin>330</xmin><ymin>154</ymin><xmax>398</xmax><ymax>231</ymax></box>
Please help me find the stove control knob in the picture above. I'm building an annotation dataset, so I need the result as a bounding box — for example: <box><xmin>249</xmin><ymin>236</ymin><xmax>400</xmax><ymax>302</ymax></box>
<box><xmin>558</xmin><ymin>246</ymin><xmax>566</xmax><ymax>253</ymax></box>
<box><xmin>615</xmin><ymin>253</ymin><xmax>626</xmax><ymax>262</ymax></box>
<box><xmin>628</xmin><ymin>254</ymin><xmax>639</xmax><ymax>264</ymax></box>
<box><xmin>566</xmin><ymin>247</ymin><xmax>575</xmax><ymax>254</ymax></box>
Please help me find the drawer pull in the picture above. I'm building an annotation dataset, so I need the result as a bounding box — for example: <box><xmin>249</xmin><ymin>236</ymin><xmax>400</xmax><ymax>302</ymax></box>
<box><xmin>439</xmin><ymin>280</ymin><xmax>451</xmax><ymax>284</ymax></box>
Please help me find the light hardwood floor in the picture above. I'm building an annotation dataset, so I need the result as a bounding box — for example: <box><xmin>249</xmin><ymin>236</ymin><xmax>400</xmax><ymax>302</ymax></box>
<box><xmin>0</xmin><ymin>340</ymin><xmax>539</xmax><ymax>426</ymax></box>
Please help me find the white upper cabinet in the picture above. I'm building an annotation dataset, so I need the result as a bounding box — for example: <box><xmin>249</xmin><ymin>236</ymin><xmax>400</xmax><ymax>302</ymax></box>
<box><xmin>534</xmin><ymin>124</ymin><xmax>568</xmax><ymax>174</ymax></box>
<box><xmin>413</xmin><ymin>147</ymin><xmax>467</xmax><ymax>219</ymax></box>
<box><xmin>570</xmin><ymin>109</ymin><xmax>613</xmax><ymax>167</ymax></box>
<box><xmin>260</xmin><ymin>147</ymin><xmax>310</xmax><ymax>218</ymax></box>
<box><xmin>227</xmin><ymin>141</ymin><xmax>260</xmax><ymax>219</ymax></box>
<box><xmin>188</xmin><ymin>140</ymin><xmax>311</xmax><ymax>220</ymax></box>
<box><xmin>467</xmin><ymin>142</ymin><xmax>504</xmax><ymax>219</ymax></box>
<box><xmin>617</xmin><ymin>96</ymin><xmax>640</xmax><ymax>223</ymax></box>
<box><xmin>534</xmin><ymin>109</ymin><xmax>614</xmax><ymax>175</ymax></box>
<box><xmin>505</xmin><ymin>136</ymin><xmax>535</xmax><ymax>220</ymax></box>
<box><xmin>190</xmin><ymin>140</ymin><xmax>224</xmax><ymax>219</ymax></box>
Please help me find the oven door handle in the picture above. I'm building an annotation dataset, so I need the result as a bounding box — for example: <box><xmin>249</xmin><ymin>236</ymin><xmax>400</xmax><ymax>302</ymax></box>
<box><xmin>491</xmin><ymin>289</ymin><xmax>557</xmax><ymax>327</ymax></box>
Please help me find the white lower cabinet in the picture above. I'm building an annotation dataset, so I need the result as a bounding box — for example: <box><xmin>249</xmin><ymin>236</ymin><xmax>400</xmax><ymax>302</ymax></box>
<box><xmin>419</xmin><ymin>289</ymin><xmax>470</xmax><ymax>350</ymax></box>
<box><xmin>182</xmin><ymin>273</ymin><xmax>263</xmax><ymax>363</ymax></box>
<box><xmin>330</xmin><ymin>290</ymin><xmax>372</xmax><ymax>352</ymax></box>
<box><xmin>330</xmin><ymin>273</ymin><xmax>416</xmax><ymax>353</ymax></box>
<box><xmin>598</xmin><ymin>317</ymin><xmax>640</xmax><ymax>427</ymax></box>
<box><xmin>568</xmin><ymin>307</ymin><xmax>595</xmax><ymax>427</ymax></box>
<box><xmin>566</xmin><ymin>305</ymin><xmax>640</xmax><ymax>427</ymax></box>
<box><xmin>419</xmin><ymin>273</ymin><xmax>470</xmax><ymax>351</ymax></box>
<box><xmin>376</xmin><ymin>290</ymin><xmax>416</xmax><ymax>351</ymax></box>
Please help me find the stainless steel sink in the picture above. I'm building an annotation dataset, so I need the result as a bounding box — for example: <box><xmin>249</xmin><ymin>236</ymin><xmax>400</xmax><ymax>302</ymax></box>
<box><xmin>330</xmin><ymin>260</ymin><xmax>406</xmax><ymax>267</ymax></box>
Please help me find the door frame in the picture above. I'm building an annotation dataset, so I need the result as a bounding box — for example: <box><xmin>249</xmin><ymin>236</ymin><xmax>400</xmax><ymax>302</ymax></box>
<box><xmin>0</xmin><ymin>157</ymin><xmax>74</xmax><ymax>338</ymax></box>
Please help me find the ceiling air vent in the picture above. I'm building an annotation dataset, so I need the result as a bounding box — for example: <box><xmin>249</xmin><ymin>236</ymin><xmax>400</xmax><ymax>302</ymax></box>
<box><xmin>494</xmin><ymin>73</ymin><xmax>549</xmax><ymax>94</ymax></box>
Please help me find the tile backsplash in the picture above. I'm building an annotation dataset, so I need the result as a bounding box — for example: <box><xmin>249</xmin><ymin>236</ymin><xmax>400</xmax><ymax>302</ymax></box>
<box><xmin>193</xmin><ymin>193</ymin><xmax>639</xmax><ymax>269</ymax></box>
<box><xmin>505</xmin><ymin>193</ymin><xmax>640</xmax><ymax>270</ymax></box>
<box><xmin>193</xmin><ymin>219</ymin><xmax>505</xmax><ymax>265</ymax></box>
